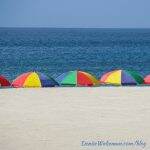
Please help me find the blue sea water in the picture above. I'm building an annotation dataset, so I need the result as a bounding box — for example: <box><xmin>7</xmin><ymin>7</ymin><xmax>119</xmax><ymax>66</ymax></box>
<box><xmin>0</xmin><ymin>28</ymin><xmax>150</xmax><ymax>81</ymax></box>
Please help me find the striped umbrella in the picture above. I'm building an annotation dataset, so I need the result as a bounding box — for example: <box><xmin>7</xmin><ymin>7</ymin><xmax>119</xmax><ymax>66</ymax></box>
<box><xmin>0</xmin><ymin>75</ymin><xmax>10</xmax><ymax>87</ymax></box>
<box><xmin>56</xmin><ymin>70</ymin><xmax>99</xmax><ymax>86</ymax></box>
<box><xmin>144</xmin><ymin>75</ymin><xmax>150</xmax><ymax>84</ymax></box>
<box><xmin>100</xmin><ymin>70</ymin><xmax>144</xmax><ymax>85</ymax></box>
<box><xmin>12</xmin><ymin>72</ymin><xmax>59</xmax><ymax>88</ymax></box>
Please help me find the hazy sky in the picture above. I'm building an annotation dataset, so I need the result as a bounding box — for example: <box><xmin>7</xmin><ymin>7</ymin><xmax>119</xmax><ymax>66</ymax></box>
<box><xmin>0</xmin><ymin>0</ymin><xmax>150</xmax><ymax>28</ymax></box>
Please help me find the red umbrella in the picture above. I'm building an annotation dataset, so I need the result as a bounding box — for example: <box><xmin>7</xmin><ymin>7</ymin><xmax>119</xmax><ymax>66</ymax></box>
<box><xmin>0</xmin><ymin>75</ymin><xmax>11</xmax><ymax>87</ymax></box>
<box><xmin>56</xmin><ymin>70</ymin><xmax>99</xmax><ymax>86</ymax></box>
<box><xmin>144</xmin><ymin>75</ymin><xmax>150</xmax><ymax>84</ymax></box>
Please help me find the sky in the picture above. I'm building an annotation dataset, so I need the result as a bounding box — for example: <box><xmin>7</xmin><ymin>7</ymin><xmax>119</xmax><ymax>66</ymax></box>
<box><xmin>0</xmin><ymin>0</ymin><xmax>150</xmax><ymax>28</ymax></box>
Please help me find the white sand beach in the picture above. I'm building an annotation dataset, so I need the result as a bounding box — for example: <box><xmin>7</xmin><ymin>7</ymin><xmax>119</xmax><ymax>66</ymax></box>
<box><xmin>0</xmin><ymin>87</ymin><xmax>150</xmax><ymax>150</ymax></box>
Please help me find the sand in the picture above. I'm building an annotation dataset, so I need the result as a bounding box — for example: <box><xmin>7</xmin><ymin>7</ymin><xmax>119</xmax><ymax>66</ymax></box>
<box><xmin>0</xmin><ymin>87</ymin><xmax>150</xmax><ymax>150</ymax></box>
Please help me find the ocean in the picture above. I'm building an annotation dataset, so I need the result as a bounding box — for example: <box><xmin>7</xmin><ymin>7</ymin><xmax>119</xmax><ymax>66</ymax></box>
<box><xmin>0</xmin><ymin>28</ymin><xmax>150</xmax><ymax>80</ymax></box>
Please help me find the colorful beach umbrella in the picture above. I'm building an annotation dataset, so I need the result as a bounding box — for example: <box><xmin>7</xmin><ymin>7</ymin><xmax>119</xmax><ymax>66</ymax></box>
<box><xmin>12</xmin><ymin>72</ymin><xmax>59</xmax><ymax>88</ymax></box>
<box><xmin>144</xmin><ymin>75</ymin><xmax>150</xmax><ymax>84</ymax></box>
<box><xmin>56</xmin><ymin>70</ymin><xmax>99</xmax><ymax>86</ymax></box>
<box><xmin>0</xmin><ymin>75</ymin><xmax>11</xmax><ymax>87</ymax></box>
<box><xmin>100</xmin><ymin>70</ymin><xmax>144</xmax><ymax>85</ymax></box>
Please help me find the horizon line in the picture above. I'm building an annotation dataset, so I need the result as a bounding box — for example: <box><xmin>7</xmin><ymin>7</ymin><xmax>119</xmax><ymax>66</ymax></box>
<box><xmin>0</xmin><ymin>27</ymin><xmax>150</xmax><ymax>29</ymax></box>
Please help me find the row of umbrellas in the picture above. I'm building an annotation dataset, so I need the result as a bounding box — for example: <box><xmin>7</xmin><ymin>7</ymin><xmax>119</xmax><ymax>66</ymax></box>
<box><xmin>0</xmin><ymin>69</ymin><xmax>150</xmax><ymax>88</ymax></box>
